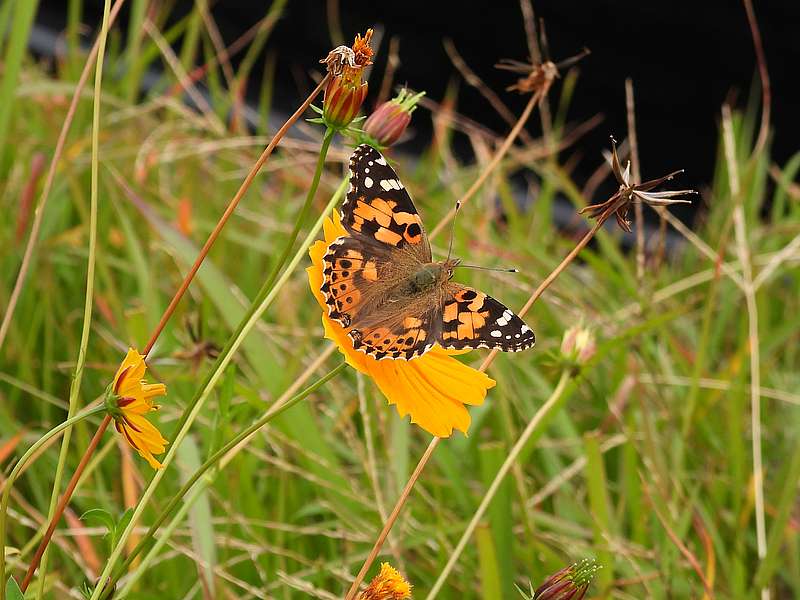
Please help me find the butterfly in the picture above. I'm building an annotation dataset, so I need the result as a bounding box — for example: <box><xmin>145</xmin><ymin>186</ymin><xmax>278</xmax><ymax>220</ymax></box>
<box><xmin>321</xmin><ymin>144</ymin><xmax>535</xmax><ymax>361</ymax></box>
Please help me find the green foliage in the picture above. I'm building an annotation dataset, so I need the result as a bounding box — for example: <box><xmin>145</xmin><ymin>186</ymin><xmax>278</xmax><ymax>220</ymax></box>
<box><xmin>0</xmin><ymin>2</ymin><xmax>798</xmax><ymax>599</ymax></box>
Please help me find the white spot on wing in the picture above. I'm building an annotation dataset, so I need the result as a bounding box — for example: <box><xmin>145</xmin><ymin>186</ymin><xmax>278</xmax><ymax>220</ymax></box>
<box><xmin>490</xmin><ymin>330</ymin><xmax>502</xmax><ymax>338</ymax></box>
<box><xmin>364</xmin><ymin>176</ymin><xmax>373</xmax><ymax>188</ymax></box>
<box><xmin>375</xmin><ymin>156</ymin><xmax>387</xmax><ymax>165</ymax></box>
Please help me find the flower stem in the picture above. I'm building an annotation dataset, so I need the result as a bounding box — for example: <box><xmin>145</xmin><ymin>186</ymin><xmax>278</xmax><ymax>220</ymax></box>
<box><xmin>345</xmin><ymin>216</ymin><xmax>608</xmax><ymax>599</ymax></box>
<box><xmin>89</xmin><ymin>128</ymin><xmax>338</xmax><ymax>600</ymax></box>
<box><xmin>0</xmin><ymin>406</ymin><xmax>106</xmax><ymax>597</ymax></box>
<box><xmin>426</xmin><ymin>371</ymin><xmax>573</xmax><ymax>598</ymax></box>
<box><xmin>10</xmin><ymin>74</ymin><xmax>331</xmax><ymax>594</ymax></box>
<box><xmin>106</xmin><ymin>362</ymin><xmax>348</xmax><ymax>598</ymax></box>
<box><xmin>141</xmin><ymin>73</ymin><xmax>330</xmax><ymax>357</ymax></box>
<box><xmin>31</xmin><ymin>0</ymin><xmax>112</xmax><ymax>594</ymax></box>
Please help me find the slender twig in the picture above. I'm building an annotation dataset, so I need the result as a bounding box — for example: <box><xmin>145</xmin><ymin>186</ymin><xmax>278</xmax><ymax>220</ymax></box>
<box><xmin>345</xmin><ymin>438</ymin><xmax>440</xmax><ymax>599</ymax></box>
<box><xmin>0</xmin><ymin>407</ymin><xmax>106</xmax><ymax>598</ymax></box>
<box><xmin>141</xmin><ymin>72</ymin><xmax>330</xmax><ymax>357</ymax></box>
<box><xmin>426</xmin><ymin>371</ymin><xmax>572</xmax><ymax>597</ymax></box>
<box><xmin>29</xmin><ymin>0</ymin><xmax>112</xmax><ymax>594</ymax></box>
<box><xmin>722</xmin><ymin>105</ymin><xmax>767</xmax><ymax>599</ymax></box>
<box><xmin>642</xmin><ymin>479</ymin><xmax>714</xmax><ymax>597</ymax></box>
<box><xmin>743</xmin><ymin>0</ymin><xmax>770</xmax><ymax>156</ymax></box>
<box><xmin>444</xmin><ymin>39</ymin><xmax>533</xmax><ymax>145</ymax></box>
<box><xmin>0</xmin><ymin>0</ymin><xmax>126</xmax><ymax>354</ymax></box>
<box><xmin>429</xmin><ymin>90</ymin><xmax>541</xmax><ymax>240</ymax></box>
<box><xmin>91</xmin><ymin>129</ymin><xmax>338</xmax><ymax>600</ymax></box>
<box><xmin>18</xmin><ymin>70</ymin><xmax>331</xmax><ymax>595</ymax></box>
<box><xmin>20</xmin><ymin>417</ymin><xmax>111</xmax><ymax>591</ymax></box>
<box><xmin>625</xmin><ymin>79</ymin><xmax>645</xmax><ymax>283</ymax></box>
<box><xmin>346</xmin><ymin>214</ymin><xmax>608</xmax><ymax>598</ymax></box>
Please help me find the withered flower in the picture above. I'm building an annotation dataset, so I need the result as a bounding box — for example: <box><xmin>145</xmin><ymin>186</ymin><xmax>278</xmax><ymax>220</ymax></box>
<box><xmin>579</xmin><ymin>137</ymin><xmax>696</xmax><ymax>232</ymax></box>
<box><xmin>363</xmin><ymin>88</ymin><xmax>425</xmax><ymax>148</ymax></box>
<box><xmin>517</xmin><ymin>559</ymin><xmax>601</xmax><ymax>600</ymax></box>
<box><xmin>318</xmin><ymin>29</ymin><xmax>374</xmax><ymax>130</ymax></box>
<box><xmin>497</xmin><ymin>39</ymin><xmax>589</xmax><ymax>96</ymax></box>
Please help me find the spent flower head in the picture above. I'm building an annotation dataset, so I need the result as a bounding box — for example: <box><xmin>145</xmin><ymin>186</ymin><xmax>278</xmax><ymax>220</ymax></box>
<box><xmin>317</xmin><ymin>28</ymin><xmax>374</xmax><ymax>130</ymax></box>
<box><xmin>357</xmin><ymin>563</ymin><xmax>412</xmax><ymax>600</ymax></box>
<box><xmin>104</xmin><ymin>348</ymin><xmax>168</xmax><ymax>469</ymax></box>
<box><xmin>362</xmin><ymin>88</ymin><xmax>426</xmax><ymax>148</ymax></box>
<box><xmin>496</xmin><ymin>22</ymin><xmax>589</xmax><ymax>96</ymax></box>
<box><xmin>517</xmin><ymin>559</ymin><xmax>601</xmax><ymax>600</ymax></box>
<box><xmin>579</xmin><ymin>137</ymin><xmax>697</xmax><ymax>232</ymax></box>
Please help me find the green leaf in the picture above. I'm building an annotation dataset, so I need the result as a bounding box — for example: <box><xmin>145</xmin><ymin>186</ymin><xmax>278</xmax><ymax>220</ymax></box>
<box><xmin>5</xmin><ymin>577</ymin><xmax>24</xmax><ymax>600</ymax></box>
<box><xmin>80</xmin><ymin>508</ymin><xmax>116</xmax><ymax>538</ymax></box>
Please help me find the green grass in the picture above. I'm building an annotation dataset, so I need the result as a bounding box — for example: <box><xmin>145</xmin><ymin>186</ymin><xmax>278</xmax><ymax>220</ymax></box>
<box><xmin>1</xmin><ymin>3</ymin><xmax>799</xmax><ymax>599</ymax></box>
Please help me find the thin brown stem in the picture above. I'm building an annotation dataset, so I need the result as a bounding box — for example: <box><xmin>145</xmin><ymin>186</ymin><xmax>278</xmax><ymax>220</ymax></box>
<box><xmin>18</xmin><ymin>71</ymin><xmax>330</xmax><ymax>589</ymax></box>
<box><xmin>625</xmin><ymin>78</ymin><xmax>645</xmax><ymax>283</ymax></box>
<box><xmin>346</xmin><ymin>215</ymin><xmax>608</xmax><ymax>597</ymax></box>
<box><xmin>743</xmin><ymin>0</ymin><xmax>770</xmax><ymax>156</ymax></box>
<box><xmin>344</xmin><ymin>437</ymin><xmax>440</xmax><ymax>599</ymax></box>
<box><xmin>142</xmin><ymin>73</ymin><xmax>330</xmax><ymax>357</ymax></box>
<box><xmin>20</xmin><ymin>416</ymin><xmax>111</xmax><ymax>591</ymax></box>
<box><xmin>429</xmin><ymin>90</ymin><xmax>541</xmax><ymax>240</ymax></box>
<box><xmin>0</xmin><ymin>0</ymin><xmax>127</xmax><ymax>354</ymax></box>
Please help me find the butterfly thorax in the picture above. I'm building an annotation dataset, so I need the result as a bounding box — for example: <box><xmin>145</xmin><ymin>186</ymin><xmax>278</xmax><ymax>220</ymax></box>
<box><xmin>394</xmin><ymin>259</ymin><xmax>459</xmax><ymax>299</ymax></box>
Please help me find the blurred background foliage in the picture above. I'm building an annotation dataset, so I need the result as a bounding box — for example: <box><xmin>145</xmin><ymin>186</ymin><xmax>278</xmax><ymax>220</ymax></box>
<box><xmin>1</xmin><ymin>1</ymin><xmax>799</xmax><ymax>598</ymax></box>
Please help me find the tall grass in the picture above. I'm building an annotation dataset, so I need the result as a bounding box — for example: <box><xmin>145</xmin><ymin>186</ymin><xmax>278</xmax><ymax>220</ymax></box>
<box><xmin>1</xmin><ymin>2</ymin><xmax>798</xmax><ymax>599</ymax></box>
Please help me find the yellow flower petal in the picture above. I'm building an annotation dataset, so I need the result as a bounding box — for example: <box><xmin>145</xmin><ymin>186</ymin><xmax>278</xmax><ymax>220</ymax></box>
<box><xmin>110</xmin><ymin>348</ymin><xmax>168</xmax><ymax>469</ymax></box>
<box><xmin>308</xmin><ymin>212</ymin><xmax>496</xmax><ymax>437</ymax></box>
<box><xmin>113</xmin><ymin>348</ymin><xmax>146</xmax><ymax>395</ymax></box>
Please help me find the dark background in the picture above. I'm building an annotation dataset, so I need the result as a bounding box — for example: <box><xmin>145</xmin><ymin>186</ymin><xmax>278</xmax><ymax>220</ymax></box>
<box><xmin>35</xmin><ymin>0</ymin><xmax>800</xmax><ymax>222</ymax></box>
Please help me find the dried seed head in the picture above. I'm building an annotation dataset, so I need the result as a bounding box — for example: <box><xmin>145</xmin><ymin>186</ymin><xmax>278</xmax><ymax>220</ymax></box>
<box><xmin>579</xmin><ymin>136</ymin><xmax>697</xmax><ymax>232</ymax></box>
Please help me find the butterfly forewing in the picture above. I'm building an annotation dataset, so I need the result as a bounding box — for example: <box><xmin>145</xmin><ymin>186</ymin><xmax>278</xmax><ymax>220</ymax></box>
<box><xmin>341</xmin><ymin>144</ymin><xmax>431</xmax><ymax>260</ymax></box>
<box><xmin>321</xmin><ymin>144</ymin><xmax>535</xmax><ymax>362</ymax></box>
<box><xmin>438</xmin><ymin>285</ymin><xmax>535</xmax><ymax>351</ymax></box>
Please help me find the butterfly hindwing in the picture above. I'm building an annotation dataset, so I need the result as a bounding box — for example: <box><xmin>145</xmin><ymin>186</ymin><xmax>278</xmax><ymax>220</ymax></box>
<box><xmin>349</xmin><ymin>308</ymin><xmax>439</xmax><ymax>361</ymax></box>
<box><xmin>438</xmin><ymin>285</ymin><xmax>535</xmax><ymax>351</ymax></box>
<box><xmin>341</xmin><ymin>144</ymin><xmax>431</xmax><ymax>257</ymax></box>
<box><xmin>321</xmin><ymin>235</ymin><xmax>387</xmax><ymax>329</ymax></box>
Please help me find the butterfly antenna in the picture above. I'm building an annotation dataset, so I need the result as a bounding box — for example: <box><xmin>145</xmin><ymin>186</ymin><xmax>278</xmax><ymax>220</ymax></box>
<box><xmin>455</xmin><ymin>264</ymin><xmax>519</xmax><ymax>274</ymax></box>
<box><xmin>445</xmin><ymin>200</ymin><xmax>461</xmax><ymax>263</ymax></box>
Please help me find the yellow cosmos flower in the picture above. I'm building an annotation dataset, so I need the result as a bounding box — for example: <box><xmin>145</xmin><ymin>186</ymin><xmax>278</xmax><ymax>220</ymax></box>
<box><xmin>358</xmin><ymin>563</ymin><xmax>412</xmax><ymax>600</ymax></box>
<box><xmin>107</xmin><ymin>348</ymin><xmax>168</xmax><ymax>469</ymax></box>
<box><xmin>307</xmin><ymin>211</ymin><xmax>496</xmax><ymax>437</ymax></box>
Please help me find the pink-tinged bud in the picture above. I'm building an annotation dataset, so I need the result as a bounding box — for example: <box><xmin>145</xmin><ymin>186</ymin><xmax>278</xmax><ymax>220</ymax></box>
<box><xmin>364</xmin><ymin>88</ymin><xmax>425</xmax><ymax>147</ymax></box>
<box><xmin>322</xmin><ymin>72</ymin><xmax>368</xmax><ymax>130</ymax></box>
<box><xmin>560</xmin><ymin>325</ymin><xmax>596</xmax><ymax>366</ymax></box>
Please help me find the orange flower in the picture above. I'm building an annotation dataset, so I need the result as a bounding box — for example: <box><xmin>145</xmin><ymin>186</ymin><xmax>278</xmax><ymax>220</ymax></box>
<box><xmin>307</xmin><ymin>212</ymin><xmax>495</xmax><ymax>437</ymax></box>
<box><xmin>106</xmin><ymin>348</ymin><xmax>168</xmax><ymax>469</ymax></box>
<box><xmin>358</xmin><ymin>563</ymin><xmax>411</xmax><ymax>600</ymax></box>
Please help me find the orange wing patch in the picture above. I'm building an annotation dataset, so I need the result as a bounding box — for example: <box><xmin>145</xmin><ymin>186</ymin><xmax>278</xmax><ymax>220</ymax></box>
<box><xmin>348</xmin><ymin>196</ymin><xmax>425</xmax><ymax>248</ymax></box>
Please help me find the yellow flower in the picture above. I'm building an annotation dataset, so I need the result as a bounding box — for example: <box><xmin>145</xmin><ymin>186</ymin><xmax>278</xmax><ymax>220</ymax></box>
<box><xmin>307</xmin><ymin>211</ymin><xmax>496</xmax><ymax>437</ymax></box>
<box><xmin>107</xmin><ymin>348</ymin><xmax>168</xmax><ymax>469</ymax></box>
<box><xmin>358</xmin><ymin>563</ymin><xmax>412</xmax><ymax>600</ymax></box>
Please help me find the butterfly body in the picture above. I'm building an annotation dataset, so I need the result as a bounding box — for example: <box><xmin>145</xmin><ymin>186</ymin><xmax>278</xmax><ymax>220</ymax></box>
<box><xmin>321</xmin><ymin>144</ymin><xmax>535</xmax><ymax>361</ymax></box>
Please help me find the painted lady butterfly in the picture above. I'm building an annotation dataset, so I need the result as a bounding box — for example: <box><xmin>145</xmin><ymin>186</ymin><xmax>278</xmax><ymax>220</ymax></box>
<box><xmin>321</xmin><ymin>144</ymin><xmax>535</xmax><ymax>360</ymax></box>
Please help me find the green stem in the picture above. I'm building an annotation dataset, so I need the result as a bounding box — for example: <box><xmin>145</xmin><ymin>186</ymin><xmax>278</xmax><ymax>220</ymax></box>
<box><xmin>110</xmin><ymin>363</ymin><xmax>347</xmax><ymax>598</ymax></box>
<box><xmin>426</xmin><ymin>371</ymin><xmax>573</xmax><ymax>599</ymax></box>
<box><xmin>0</xmin><ymin>406</ymin><xmax>106</xmax><ymax>597</ymax></box>
<box><xmin>33</xmin><ymin>0</ymin><xmax>111</xmax><ymax>595</ymax></box>
<box><xmin>89</xmin><ymin>128</ymin><xmax>337</xmax><ymax>599</ymax></box>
